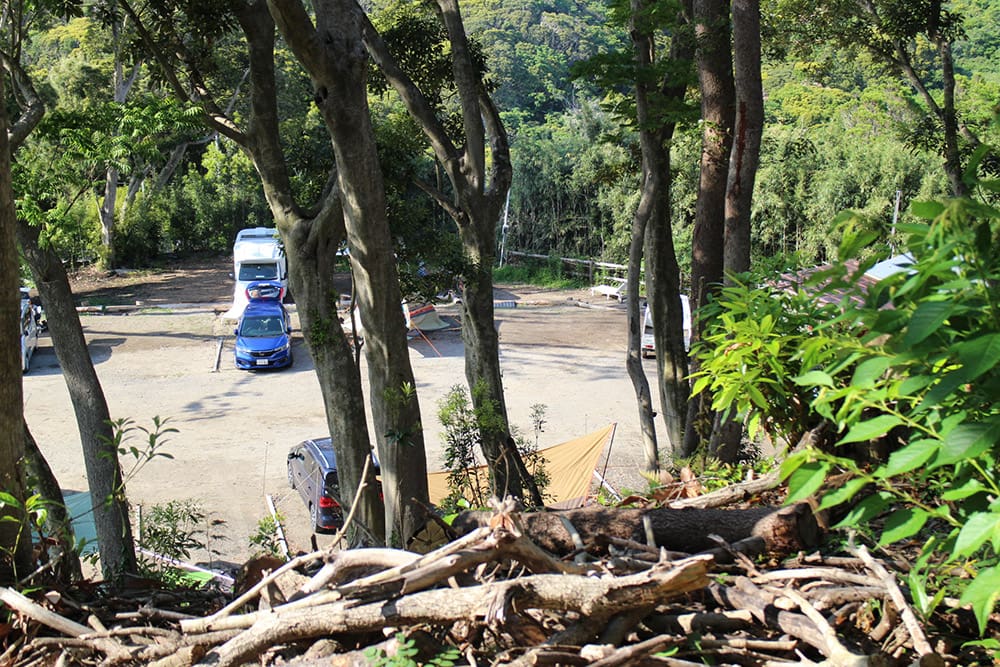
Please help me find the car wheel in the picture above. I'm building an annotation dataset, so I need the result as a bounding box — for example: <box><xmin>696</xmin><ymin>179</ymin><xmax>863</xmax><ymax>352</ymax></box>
<box><xmin>309</xmin><ymin>502</ymin><xmax>319</xmax><ymax>532</ymax></box>
<box><xmin>287</xmin><ymin>463</ymin><xmax>295</xmax><ymax>489</ymax></box>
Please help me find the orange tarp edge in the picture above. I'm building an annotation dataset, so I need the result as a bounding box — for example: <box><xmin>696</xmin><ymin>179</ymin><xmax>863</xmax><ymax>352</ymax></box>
<box><xmin>427</xmin><ymin>423</ymin><xmax>616</xmax><ymax>508</ymax></box>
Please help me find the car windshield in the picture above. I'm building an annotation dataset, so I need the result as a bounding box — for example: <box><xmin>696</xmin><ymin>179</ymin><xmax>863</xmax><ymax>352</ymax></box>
<box><xmin>238</xmin><ymin>263</ymin><xmax>278</xmax><ymax>281</ymax></box>
<box><xmin>239</xmin><ymin>315</ymin><xmax>285</xmax><ymax>337</ymax></box>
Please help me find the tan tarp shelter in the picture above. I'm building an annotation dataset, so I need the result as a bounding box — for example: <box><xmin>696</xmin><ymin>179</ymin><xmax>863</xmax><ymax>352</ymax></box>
<box><xmin>426</xmin><ymin>423</ymin><xmax>616</xmax><ymax>509</ymax></box>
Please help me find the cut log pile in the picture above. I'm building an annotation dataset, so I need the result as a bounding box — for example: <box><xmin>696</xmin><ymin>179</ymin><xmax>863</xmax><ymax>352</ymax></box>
<box><xmin>0</xmin><ymin>493</ymin><xmax>978</xmax><ymax>665</ymax></box>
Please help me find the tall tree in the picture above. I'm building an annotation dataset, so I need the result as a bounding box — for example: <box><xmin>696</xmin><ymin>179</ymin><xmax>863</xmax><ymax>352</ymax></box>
<box><xmin>97</xmin><ymin>2</ymin><xmax>143</xmax><ymax>267</ymax></box>
<box><xmin>270</xmin><ymin>0</ymin><xmax>429</xmax><ymax>542</ymax></box>
<box><xmin>709</xmin><ymin>0</ymin><xmax>763</xmax><ymax>462</ymax></box>
<box><xmin>6</xmin><ymin>43</ymin><xmax>140</xmax><ymax>578</ymax></box>
<box><xmin>0</xmin><ymin>57</ymin><xmax>33</xmax><ymax>585</ymax></box>
<box><xmin>617</xmin><ymin>0</ymin><xmax>698</xmax><ymax>469</ymax></box>
<box><xmin>1</xmin><ymin>28</ymin><xmax>147</xmax><ymax>583</ymax></box>
<box><xmin>363</xmin><ymin>0</ymin><xmax>539</xmax><ymax>504</ymax></box>
<box><xmin>122</xmin><ymin>0</ymin><xmax>428</xmax><ymax>543</ymax></box>
<box><xmin>682</xmin><ymin>0</ymin><xmax>735</xmax><ymax>456</ymax></box>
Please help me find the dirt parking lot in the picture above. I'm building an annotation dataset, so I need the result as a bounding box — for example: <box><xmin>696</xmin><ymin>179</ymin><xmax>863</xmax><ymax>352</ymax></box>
<box><xmin>23</xmin><ymin>258</ymin><xmax>658</xmax><ymax>574</ymax></box>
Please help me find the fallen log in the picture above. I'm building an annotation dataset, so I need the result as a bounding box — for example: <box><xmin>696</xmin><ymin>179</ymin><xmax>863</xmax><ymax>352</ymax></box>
<box><xmin>451</xmin><ymin>502</ymin><xmax>822</xmax><ymax>556</ymax></box>
<box><xmin>194</xmin><ymin>556</ymin><xmax>713</xmax><ymax>667</ymax></box>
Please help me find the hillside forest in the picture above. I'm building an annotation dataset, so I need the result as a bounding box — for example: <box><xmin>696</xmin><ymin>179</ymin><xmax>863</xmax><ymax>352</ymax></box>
<box><xmin>2</xmin><ymin>0</ymin><xmax>1000</xmax><ymax>661</ymax></box>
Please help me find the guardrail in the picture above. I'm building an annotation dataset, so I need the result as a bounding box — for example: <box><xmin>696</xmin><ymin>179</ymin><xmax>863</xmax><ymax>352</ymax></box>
<box><xmin>505</xmin><ymin>251</ymin><xmax>631</xmax><ymax>282</ymax></box>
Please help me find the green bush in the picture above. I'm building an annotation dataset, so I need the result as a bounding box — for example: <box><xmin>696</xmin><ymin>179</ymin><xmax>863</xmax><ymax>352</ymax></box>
<box><xmin>699</xmin><ymin>143</ymin><xmax>1000</xmax><ymax>633</ymax></box>
<box><xmin>784</xmin><ymin>160</ymin><xmax>1000</xmax><ymax>631</ymax></box>
<box><xmin>436</xmin><ymin>384</ymin><xmax>549</xmax><ymax>513</ymax></box>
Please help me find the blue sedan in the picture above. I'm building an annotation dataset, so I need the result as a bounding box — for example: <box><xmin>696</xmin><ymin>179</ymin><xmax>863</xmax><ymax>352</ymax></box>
<box><xmin>234</xmin><ymin>282</ymin><xmax>293</xmax><ymax>370</ymax></box>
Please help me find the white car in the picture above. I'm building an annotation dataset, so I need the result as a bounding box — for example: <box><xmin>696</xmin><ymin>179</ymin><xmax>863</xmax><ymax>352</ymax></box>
<box><xmin>641</xmin><ymin>295</ymin><xmax>691</xmax><ymax>358</ymax></box>
<box><xmin>19</xmin><ymin>288</ymin><xmax>40</xmax><ymax>373</ymax></box>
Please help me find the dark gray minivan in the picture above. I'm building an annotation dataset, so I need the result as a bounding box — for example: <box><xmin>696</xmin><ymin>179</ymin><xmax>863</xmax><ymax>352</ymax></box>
<box><xmin>286</xmin><ymin>438</ymin><xmax>381</xmax><ymax>532</ymax></box>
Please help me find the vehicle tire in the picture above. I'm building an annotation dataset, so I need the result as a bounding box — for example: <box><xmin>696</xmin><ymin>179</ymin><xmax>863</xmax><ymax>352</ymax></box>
<box><xmin>309</xmin><ymin>503</ymin><xmax>319</xmax><ymax>532</ymax></box>
<box><xmin>287</xmin><ymin>463</ymin><xmax>295</xmax><ymax>489</ymax></box>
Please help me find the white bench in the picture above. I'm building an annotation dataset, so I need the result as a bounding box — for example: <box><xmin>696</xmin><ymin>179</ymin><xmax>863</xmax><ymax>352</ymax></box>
<box><xmin>590</xmin><ymin>277</ymin><xmax>628</xmax><ymax>303</ymax></box>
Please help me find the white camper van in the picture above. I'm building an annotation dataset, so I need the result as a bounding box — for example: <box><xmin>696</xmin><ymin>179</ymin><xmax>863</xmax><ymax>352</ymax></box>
<box><xmin>641</xmin><ymin>295</ymin><xmax>691</xmax><ymax>358</ymax></box>
<box><xmin>229</xmin><ymin>228</ymin><xmax>287</xmax><ymax>317</ymax></box>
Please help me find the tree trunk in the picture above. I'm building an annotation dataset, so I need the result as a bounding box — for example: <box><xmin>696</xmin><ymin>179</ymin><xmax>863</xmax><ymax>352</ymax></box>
<box><xmin>0</xmin><ymin>81</ymin><xmax>33</xmax><ymax>583</ymax></box>
<box><xmin>230</xmin><ymin>1</ymin><xmax>396</xmax><ymax>546</ymax></box>
<box><xmin>711</xmin><ymin>0</ymin><xmax>763</xmax><ymax>463</ymax></box>
<box><xmin>682</xmin><ymin>0</ymin><xmax>735</xmax><ymax>457</ymax></box>
<box><xmin>99</xmin><ymin>167</ymin><xmax>118</xmax><ymax>267</ymax></box>
<box><xmin>629</xmin><ymin>1</ymin><xmax>696</xmax><ymax>465</ymax></box>
<box><xmin>281</xmin><ymin>215</ymin><xmax>386</xmax><ymax>545</ymax></box>
<box><xmin>451</xmin><ymin>503</ymin><xmax>822</xmax><ymax>556</ymax></box>
<box><xmin>362</xmin><ymin>0</ymin><xmax>535</xmax><ymax>504</ymax></box>
<box><xmin>458</xmin><ymin>254</ymin><xmax>529</xmax><ymax>502</ymax></box>
<box><xmin>318</xmin><ymin>1</ymin><xmax>427</xmax><ymax>546</ymax></box>
<box><xmin>626</xmin><ymin>1</ymin><xmax>663</xmax><ymax>473</ymax></box>
<box><xmin>268</xmin><ymin>0</ymin><xmax>429</xmax><ymax>544</ymax></box>
<box><xmin>22</xmin><ymin>421</ymin><xmax>82</xmax><ymax>582</ymax></box>
<box><xmin>98</xmin><ymin>22</ymin><xmax>141</xmax><ymax>269</ymax></box>
<box><xmin>724</xmin><ymin>0</ymin><xmax>761</xmax><ymax>279</ymax></box>
<box><xmin>17</xmin><ymin>221</ymin><xmax>138</xmax><ymax>579</ymax></box>
<box><xmin>936</xmin><ymin>38</ymin><xmax>966</xmax><ymax>197</ymax></box>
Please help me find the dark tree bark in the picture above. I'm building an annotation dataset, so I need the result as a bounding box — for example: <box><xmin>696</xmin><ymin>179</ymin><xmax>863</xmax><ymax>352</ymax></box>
<box><xmin>269</xmin><ymin>0</ymin><xmax>429</xmax><ymax>544</ymax></box>
<box><xmin>723</xmin><ymin>0</ymin><xmax>761</xmax><ymax>280</ymax></box>
<box><xmin>682</xmin><ymin>0</ymin><xmax>735</xmax><ymax>457</ymax></box>
<box><xmin>631</xmin><ymin>1</ymin><xmax>696</xmax><ymax>463</ymax></box>
<box><xmin>0</xmin><ymin>73</ymin><xmax>33</xmax><ymax>584</ymax></box>
<box><xmin>362</xmin><ymin>1</ymin><xmax>539</xmax><ymax>505</ymax></box>
<box><xmin>22</xmin><ymin>421</ymin><xmax>82</xmax><ymax>583</ymax></box>
<box><xmin>710</xmin><ymin>0</ymin><xmax>764</xmax><ymax>463</ymax></box>
<box><xmin>17</xmin><ymin>222</ymin><xmax>139</xmax><ymax>578</ymax></box>
<box><xmin>626</xmin><ymin>0</ymin><xmax>664</xmax><ymax>473</ymax></box>
<box><xmin>451</xmin><ymin>503</ymin><xmax>822</xmax><ymax>556</ymax></box>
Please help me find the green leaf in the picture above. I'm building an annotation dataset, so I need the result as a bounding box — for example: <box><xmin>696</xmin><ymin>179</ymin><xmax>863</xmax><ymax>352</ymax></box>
<box><xmin>958</xmin><ymin>564</ymin><xmax>1000</xmax><ymax>635</ymax></box>
<box><xmin>785</xmin><ymin>461</ymin><xmax>831</xmax><ymax>504</ymax></box>
<box><xmin>942</xmin><ymin>478</ymin><xmax>988</xmax><ymax>502</ymax></box>
<box><xmin>793</xmin><ymin>370</ymin><xmax>835</xmax><ymax>387</ymax></box>
<box><xmin>879</xmin><ymin>508</ymin><xmax>929</xmax><ymax>545</ymax></box>
<box><xmin>904</xmin><ymin>301</ymin><xmax>954</xmax><ymax>347</ymax></box>
<box><xmin>0</xmin><ymin>491</ymin><xmax>20</xmax><ymax>507</ymax></box>
<box><xmin>932</xmin><ymin>423</ymin><xmax>996</xmax><ymax>468</ymax></box>
<box><xmin>910</xmin><ymin>200</ymin><xmax>945</xmax><ymax>219</ymax></box>
<box><xmin>851</xmin><ymin>356</ymin><xmax>891</xmax><ymax>388</ymax></box>
<box><xmin>779</xmin><ymin>450</ymin><xmax>811</xmax><ymax>482</ymax></box>
<box><xmin>833</xmin><ymin>492</ymin><xmax>892</xmax><ymax>529</ymax></box>
<box><xmin>957</xmin><ymin>334</ymin><xmax>1000</xmax><ymax>381</ymax></box>
<box><xmin>877</xmin><ymin>439</ymin><xmax>939</xmax><ymax>478</ymax></box>
<box><xmin>838</xmin><ymin>415</ymin><xmax>903</xmax><ymax>445</ymax></box>
<box><xmin>952</xmin><ymin>512</ymin><xmax>1000</xmax><ymax>560</ymax></box>
<box><xmin>818</xmin><ymin>477</ymin><xmax>867</xmax><ymax>511</ymax></box>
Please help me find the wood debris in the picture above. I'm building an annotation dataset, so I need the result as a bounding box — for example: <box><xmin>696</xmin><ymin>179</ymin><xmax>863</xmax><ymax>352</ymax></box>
<box><xmin>0</xmin><ymin>493</ymin><xmax>987</xmax><ymax>666</ymax></box>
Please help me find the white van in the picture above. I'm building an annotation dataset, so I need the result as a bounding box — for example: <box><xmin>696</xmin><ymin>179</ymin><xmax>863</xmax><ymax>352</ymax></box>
<box><xmin>641</xmin><ymin>295</ymin><xmax>691</xmax><ymax>358</ymax></box>
<box><xmin>19</xmin><ymin>288</ymin><xmax>40</xmax><ymax>373</ymax></box>
<box><xmin>228</xmin><ymin>227</ymin><xmax>288</xmax><ymax>317</ymax></box>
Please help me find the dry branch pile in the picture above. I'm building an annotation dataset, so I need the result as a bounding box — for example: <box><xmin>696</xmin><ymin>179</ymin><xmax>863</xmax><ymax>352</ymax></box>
<box><xmin>0</xmin><ymin>494</ymin><xmax>982</xmax><ymax>666</ymax></box>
